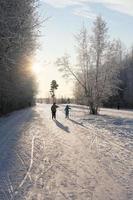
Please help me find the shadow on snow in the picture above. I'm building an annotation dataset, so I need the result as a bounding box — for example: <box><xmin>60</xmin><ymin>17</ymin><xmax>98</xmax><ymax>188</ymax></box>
<box><xmin>69</xmin><ymin>118</ymin><xmax>86</xmax><ymax>128</ymax></box>
<box><xmin>54</xmin><ymin>120</ymin><xmax>70</xmax><ymax>133</ymax></box>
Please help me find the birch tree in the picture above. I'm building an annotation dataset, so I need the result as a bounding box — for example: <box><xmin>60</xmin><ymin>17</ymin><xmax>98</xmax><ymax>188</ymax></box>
<box><xmin>57</xmin><ymin>16</ymin><xmax>122</xmax><ymax>114</ymax></box>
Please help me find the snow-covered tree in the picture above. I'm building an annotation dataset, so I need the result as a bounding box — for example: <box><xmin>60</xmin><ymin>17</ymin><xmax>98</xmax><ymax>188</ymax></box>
<box><xmin>105</xmin><ymin>47</ymin><xmax>133</xmax><ymax>108</ymax></box>
<box><xmin>0</xmin><ymin>0</ymin><xmax>39</xmax><ymax>114</ymax></box>
<box><xmin>57</xmin><ymin>16</ymin><xmax>123</xmax><ymax>114</ymax></box>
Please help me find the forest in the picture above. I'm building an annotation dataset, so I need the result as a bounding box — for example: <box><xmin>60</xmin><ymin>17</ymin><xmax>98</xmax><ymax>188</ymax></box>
<box><xmin>0</xmin><ymin>0</ymin><xmax>38</xmax><ymax>114</ymax></box>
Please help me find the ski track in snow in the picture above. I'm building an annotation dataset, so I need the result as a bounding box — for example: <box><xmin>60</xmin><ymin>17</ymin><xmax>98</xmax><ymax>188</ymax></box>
<box><xmin>0</xmin><ymin>104</ymin><xmax>132</xmax><ymax>200</ymax></box>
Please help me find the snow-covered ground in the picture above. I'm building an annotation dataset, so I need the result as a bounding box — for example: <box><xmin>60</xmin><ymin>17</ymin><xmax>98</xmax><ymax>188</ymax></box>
<box><xmin>0</xmin><ymin>104</ymin><xmax>132</xmax><ymax>200</ymax></box>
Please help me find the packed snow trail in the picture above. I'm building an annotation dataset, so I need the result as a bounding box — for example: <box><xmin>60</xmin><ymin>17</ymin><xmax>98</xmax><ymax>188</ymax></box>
<box><xmin>0</xmin><ymin>104</ymin><xmax>132</xmax><ymax>200</ymax></box>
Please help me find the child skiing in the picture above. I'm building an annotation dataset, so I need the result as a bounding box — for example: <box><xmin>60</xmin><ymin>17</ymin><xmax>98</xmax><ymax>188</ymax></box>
<box><xmin>51</xmin><ymin>103</ymin><xmax>59</xmax><ymax>120</ymax></box>
<box><xmin>64</xmin><ymin>105</ymin><xmax>71</xmax><ymax>118</ymax></box>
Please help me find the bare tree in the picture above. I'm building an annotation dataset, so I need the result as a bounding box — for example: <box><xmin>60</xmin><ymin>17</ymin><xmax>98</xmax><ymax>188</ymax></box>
<box><xmin>57</xmin><ymin>16</ymin><xmax>123</xmax><ymax>114</ymax></box>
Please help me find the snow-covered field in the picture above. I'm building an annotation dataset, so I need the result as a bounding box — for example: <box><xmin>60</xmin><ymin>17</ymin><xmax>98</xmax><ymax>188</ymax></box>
<box><xmin>0</xmin><ymin>104</ymin><xmax>132</xmax><ymax>200</ymax></box>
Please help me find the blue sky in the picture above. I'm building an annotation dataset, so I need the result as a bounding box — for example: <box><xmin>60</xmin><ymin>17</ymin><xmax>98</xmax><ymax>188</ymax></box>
<box><xmin>36</xmin><ymin>0</ymin><xmax>133</xmax><ymax>98</ymax></box>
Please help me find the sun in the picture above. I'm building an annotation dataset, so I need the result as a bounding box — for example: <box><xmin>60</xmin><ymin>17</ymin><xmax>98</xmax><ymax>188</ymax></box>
<box><xmin>32</xmin><ymin>63</ymin><xmax>43</xmax><ymax>74</ymax></box>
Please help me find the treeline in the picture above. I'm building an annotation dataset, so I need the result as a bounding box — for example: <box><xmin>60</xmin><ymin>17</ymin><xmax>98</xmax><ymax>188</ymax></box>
<box><xmin>0</xmin><ymin>0</ymin><xmax>38</xmax><ymax>114</ymax></box>
<box><xmin>39</xmin><ymin>97</ymin><xmax>73</xmax><ymax>104</ymax></box>
<box><xmin>104</xmin><ymin>50</ymin><xmax>133</xmax><ymax>108</ymax></box>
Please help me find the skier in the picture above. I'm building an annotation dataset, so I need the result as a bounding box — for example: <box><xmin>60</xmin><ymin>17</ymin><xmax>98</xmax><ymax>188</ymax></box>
<box><xmin>51</xmin><ymin>103</ymin><xmax>59</xmax><ymax>120</ymax></box>
<box><xmin>64</xmin><ymin>105</ymin><xmax>71</xmax><ymax>118</ymax></box>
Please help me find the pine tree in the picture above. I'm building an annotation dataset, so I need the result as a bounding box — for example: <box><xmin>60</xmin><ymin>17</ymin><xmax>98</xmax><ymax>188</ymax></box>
<box><xmin>50</xmin><ymin>80</ymin><xmax>59</xmax><ymax>103</ymax></box>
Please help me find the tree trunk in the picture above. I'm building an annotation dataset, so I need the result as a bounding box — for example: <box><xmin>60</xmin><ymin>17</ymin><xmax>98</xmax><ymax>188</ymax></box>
<box><xmin>89</xmin><ymin>102</ymin><xmax>98</xmax><ymax>115</ymax></box>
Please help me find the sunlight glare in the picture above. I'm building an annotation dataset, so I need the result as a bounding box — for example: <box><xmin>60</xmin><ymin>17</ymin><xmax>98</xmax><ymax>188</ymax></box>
<box><xmin>32</xmin><ymin>63</ymin><xmax>43</xmax><ymax>75</ymax></box>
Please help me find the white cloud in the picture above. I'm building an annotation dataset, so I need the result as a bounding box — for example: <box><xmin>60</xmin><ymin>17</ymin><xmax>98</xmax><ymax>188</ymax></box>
<box><xmin>42</xmin><ymin>0</ymin><xmax>133</xmax><ymax>16</ymax></box>
<box><xmin>105</xmin><ymin>2</ymin><xmax>133</xmax><ymax>16</ymax></box>
<box><xmin>73</xmin><ymin>6</ymin><xmax>96</xmax><ymax>19</ymax></box>
<box><xmin>41</xmin><ymin>0</ymin><xmax>83</xmax><ymax>8</ymax></box>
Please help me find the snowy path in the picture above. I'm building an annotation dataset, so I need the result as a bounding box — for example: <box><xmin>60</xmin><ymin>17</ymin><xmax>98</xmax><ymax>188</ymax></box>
<box><xmin>0</xmin><ymin>104</ymin><xmax>132</xmax><ymax>200</ymax></box>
